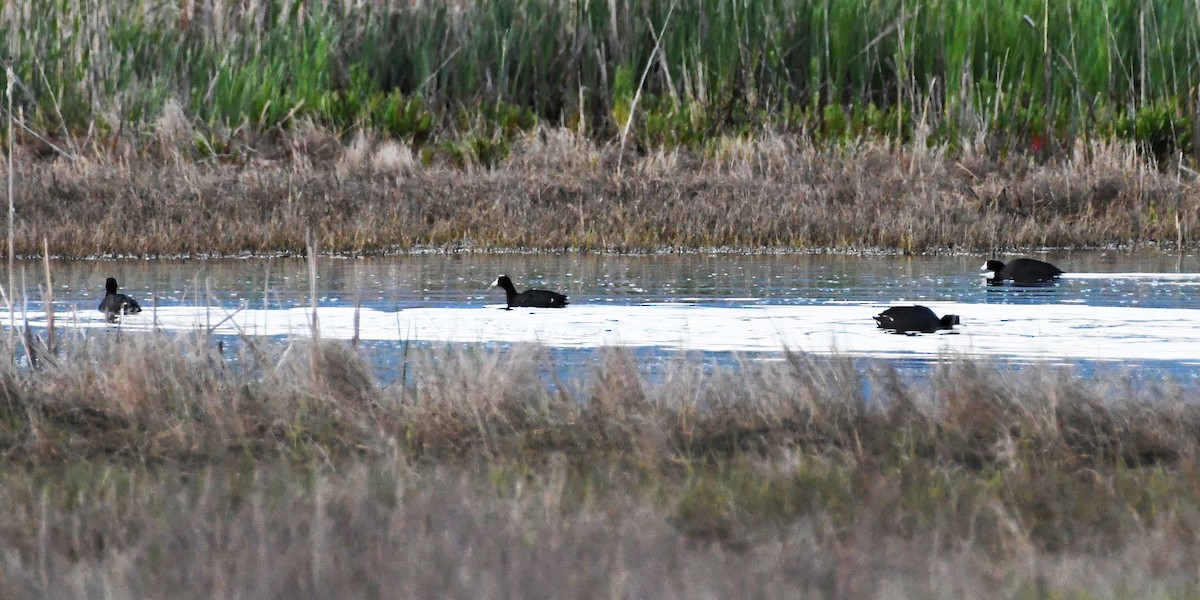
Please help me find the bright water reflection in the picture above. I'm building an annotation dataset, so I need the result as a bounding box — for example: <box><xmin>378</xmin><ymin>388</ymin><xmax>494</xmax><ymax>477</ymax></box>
<box><xmin>12</xmin><ymin>248</ymin><xmax>1200</xmax><ymax>382</ymax></box>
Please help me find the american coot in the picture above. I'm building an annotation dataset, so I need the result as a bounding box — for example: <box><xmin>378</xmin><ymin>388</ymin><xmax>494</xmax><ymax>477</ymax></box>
<box><xmin>492</xmin><ymin>275</ymin><xmax>569</xmax><ymax>309</ymax></box>
<box><xmin>874</xmin><ymin>305</ymin><xmax>960</xmax><ymax>334</ymax></box>
<box><xmin>99</xmin><ymin>277</ymin><xmax>142</xmax><ymax>323</ymax></box>
<box><xmin>982</xmin><ymin>258</ymin><xmax>1064</xmax><ymax>283</ymax></box>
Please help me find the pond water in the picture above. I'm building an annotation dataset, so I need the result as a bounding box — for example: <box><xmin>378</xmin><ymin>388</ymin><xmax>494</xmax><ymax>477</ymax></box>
<box><xmin>5</xmin><ymin>249</ymin><xmax>1200</xmax><ymax>381</ymax></box>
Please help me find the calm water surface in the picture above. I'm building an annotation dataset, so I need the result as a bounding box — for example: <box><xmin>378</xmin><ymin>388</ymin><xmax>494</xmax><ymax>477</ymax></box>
<box><xmin>19</xmin><ymin>248</ymin><xmax>1200</xmax><ymax>382</ymax></box>
<box><xmin>33</xmin><ymin>249</ymin><xmax>1200</xmax><ymax>309</ymax></box>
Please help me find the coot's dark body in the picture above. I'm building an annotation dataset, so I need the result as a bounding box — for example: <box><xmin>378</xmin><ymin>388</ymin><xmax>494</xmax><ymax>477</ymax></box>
<box><xmin>492</xmin><ymin>275</ymin><xmax>568</xmax><ymax>309</ymax></box>
<box><xmin>874</xmin><ymin>305</ymin><xmax>959</xmax><ymax>334</ymax></box>
<box><xmin>99</xmin><ymin>277</ymin><xmax>142</xmax><ymax>323</ymax></box>
<box><xmin>983</xmin><ymin>258</ymin><xmax>1064</xmax><ymax>283</ymax></box>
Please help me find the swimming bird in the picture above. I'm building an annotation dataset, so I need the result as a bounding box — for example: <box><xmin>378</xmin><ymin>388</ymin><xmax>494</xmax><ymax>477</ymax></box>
<box><xmin>982</xmin><ymin>258</ymin><xmax>1064</xmax><ymax>283</ymax></box>
<box><xmin>874</xmin><ymin>305</ymin><xmax>959</xmax><ymax>334</ymax></box>
<box><xmin>492</xmin><ymin>275</ymin><xmax>568</xmax><ymax>309</ymax></box>
<box><xmin>98</xmin><ymin>277</ymin><xmax>142</xmax><ymax>323</ymax></box>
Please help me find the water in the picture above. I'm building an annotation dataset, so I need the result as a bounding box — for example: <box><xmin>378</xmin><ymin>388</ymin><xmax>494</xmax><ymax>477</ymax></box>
<box><xmin>26</xmin><ymin>249</ymin><xmax>1200</xmax><ymax>307</ymax></box>
<box><xmin>8</xmin><ymin>249</ymin><xmax>1200</xmax><ymax>381</ymax></box>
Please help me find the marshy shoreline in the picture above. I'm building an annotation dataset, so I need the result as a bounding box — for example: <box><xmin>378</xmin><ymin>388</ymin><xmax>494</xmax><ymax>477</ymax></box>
<box><xmin>8</xmin><ymin>132</ymin><xmax>1199</xmax><ymax>259</ymax></box>
<box><xmin>4</xmin><ymin>130</ymin><xmax>1199</xmax><ymax>599</ymax></box>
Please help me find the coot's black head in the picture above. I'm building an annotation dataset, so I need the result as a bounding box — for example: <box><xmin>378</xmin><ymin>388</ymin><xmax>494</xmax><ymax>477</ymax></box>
<box><xmin>492</xmin><ymin>275</ymin><xmax>516</xmax><ymax>293</ymax></box>
<box><xmin>940</xmin><ymin>314</ymin><xmax>961</xmax><ymax>328</ymax></box>
<box><xmin>105</xmin><ymin>277</ymin><xmax>119</xmax><ymax>294</ymax></box>
<box><xmin>982</xmin><ymin>260</ymin><xmax>1005</xmax><ymax>274</ymax></box>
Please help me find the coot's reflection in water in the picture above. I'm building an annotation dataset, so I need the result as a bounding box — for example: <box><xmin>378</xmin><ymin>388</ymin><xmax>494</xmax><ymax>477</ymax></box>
<box><xmin>983</xmin><ymin>278</ymin><xmax>1066</xmax><ymax>305</ymax></box>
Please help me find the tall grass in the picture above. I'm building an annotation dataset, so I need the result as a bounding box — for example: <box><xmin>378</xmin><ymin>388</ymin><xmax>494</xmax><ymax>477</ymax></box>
<box><xmin>0</xmin><ymin>331</ymin><xmax>1197</xmax><ymax>596</ymax></box>
<box><xmin>1</xmin><ymin>0</ymin><xmax>1198</xmax><ymax>158</ymax></box>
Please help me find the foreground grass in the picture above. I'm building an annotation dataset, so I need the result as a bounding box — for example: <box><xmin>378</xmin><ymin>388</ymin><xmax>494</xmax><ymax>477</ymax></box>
<box><xmin>0</xmin><ymin>332</ymin><xmax>1196</xmax><ymax>597</ymax></box>
<box><xmin>7</xmin><ymin>132</ymin><xmax>1199</xmax><ymax>256</ymax></box>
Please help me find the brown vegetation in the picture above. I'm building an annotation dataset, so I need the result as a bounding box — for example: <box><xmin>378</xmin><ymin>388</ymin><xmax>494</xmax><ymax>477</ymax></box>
<box><xmin>6</xmin><ymin>129</ymin><xmax>1197</xmax><ymax>257</ymax></box>
<box><xmin>0</xmin><ymin>333</ymin><xmax>1197</xmax><ymax>597</ymax></box>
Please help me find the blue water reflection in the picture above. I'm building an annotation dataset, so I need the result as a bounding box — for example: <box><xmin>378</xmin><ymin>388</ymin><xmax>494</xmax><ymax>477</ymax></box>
<box><xmin>26</xmin><ymin>249</ymin><xmax>1199</xmax><ymax>310</ymax></box>
<box><xmin>12</xmin><ymin>249</ymin><xmax>1200</xmax><ymax>384</ymax></box>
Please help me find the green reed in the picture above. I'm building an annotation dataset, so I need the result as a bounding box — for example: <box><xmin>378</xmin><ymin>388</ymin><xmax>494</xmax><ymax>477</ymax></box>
<box><xmin>1</xmin><ymin>0</ymin><xmax>1197</xmax><ymax>157</ymax></box>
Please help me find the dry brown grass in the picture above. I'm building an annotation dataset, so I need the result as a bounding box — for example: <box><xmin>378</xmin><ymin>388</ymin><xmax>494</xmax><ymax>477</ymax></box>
<box><xmin>4</xmin><ymin>129</ymin><xmax>1196</xmax><ymax>257</ymax></box>
<box><xmin>0</xmin><ymin>333</ymin><xmax>1197</xmax><ymax>597</ymax></box>
<box><xmin>3</xmin><ymin>333</ymin><xmax>1197</xmax><ymax>471</ymax></box>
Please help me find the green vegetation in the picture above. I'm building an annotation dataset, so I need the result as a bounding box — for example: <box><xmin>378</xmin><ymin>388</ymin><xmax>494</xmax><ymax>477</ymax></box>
<box><xmin>0</xmin><ymin>333</ymin><xmax>1197</xmax><ymax>596</ymax></box>
<box><xmin>4</xmin><ymin>0</ymin><xmax>1198</xmax><ymax>257</ymax></box>
<box><xmin>3</xmin><ymin>0</ymin><xmax>1200</xmax><ymax>160</ymax></box>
